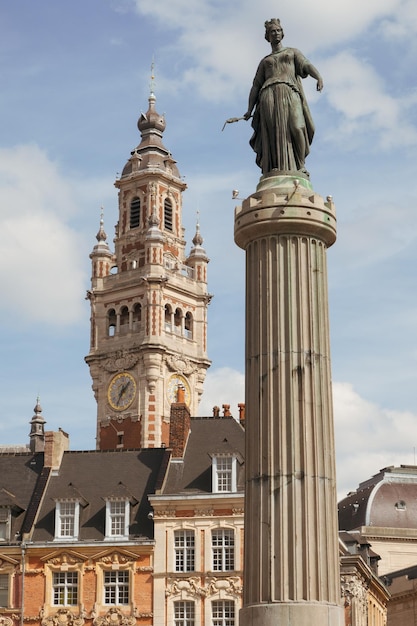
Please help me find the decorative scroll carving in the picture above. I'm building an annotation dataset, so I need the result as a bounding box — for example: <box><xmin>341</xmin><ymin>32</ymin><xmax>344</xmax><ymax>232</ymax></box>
<box><xmin>102</xmin><ymin>351</ymin><xmax>140</xmax><ymax>373</ymax></box>
<box><xmin>99</xmin><ymin>552</ymin><xmax>137</xmax><ymax>566</ymax></box>
<box><xmin>194</xmin><ymin>508</ymin><xmax>214</xmax><ymax>517</ymax></box>
<box><xmin>166</xmin><ymin>355</ymin><xmax>197</xmax><ymax>376</ymax></box>
<box><xmin>153</xmin><ymin>508</ymin><xmax>176</xmax><ymax>518</ymax></box>
<box><xmin>0</xmin><ymin>616</ymin><xmax>13</xmax><ymax>626</ymax></box>
<box><xmin>93</xmin><ymin>608</ymin><xmax>135</xmax><ymax>626</ymax></box>
<box><xmin>41</xmin><ymin>609</ymin><xmax>85</xmax><ymax>626</ymax></box>
<box><xmin>341</xmin><ymin>573</ymin><xmax>368</xmax><ymax>613</ymax></box>
<box><xmin>165</xmin><ymin>577</ymin><xmax>205</xmax><ymax>598</ymax></box>
<box><xmin>45</xmin><ymin>553</ymin><xmax>84</xmax><ymax>567</ymax></box>
<box><xmin>206</xmin><ymin>576</ymin><xmax>243</xmax><ymax>598</ymax></box>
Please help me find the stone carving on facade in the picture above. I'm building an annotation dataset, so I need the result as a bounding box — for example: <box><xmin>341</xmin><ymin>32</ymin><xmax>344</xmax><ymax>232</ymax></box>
<box><xmin>341</xmin><ymin>573</ymin><xmax>368</xmax><ymax>613</ymax></box>
<box><xmin>0</xmin><ymin>616</ymin><xmax>13</xmax><ymax>626</ymax></box>
<box><xmin>165</xmin><ymin>577</ymin><xmax>205</xmax><ymax>598</ymax></box>
<box><xmin>93</xmin><ymin>607</ymin><xmax>135</xmax><ymax>626</ymax></box>
<box><xmin>101</xmin><ymin>351</ymin><xmax>140</xmax><ymax>373</ymax></box>
<box><xmin>232</xmin><ymin>507</ymin><xmax>244</xmax><ymax>516</ymax></box>
<box><xmin>166</xmin><ymin>355</ymin><xmax>197</xmax><ymax>376</ymax></box>
<box><xmin>153</xmin><ymin>507</ymin><xmax>176</xmax><ymax>518</ymax></box>
<box><xmin>194</xmin><ymin>508</ymin><xmax>214</xmax><ymax>517</ymax></box>
<box><xmin>99</xmin><ymin>552</ymin><xmax>137</xmax><ymax>566</ymax></box>
<box><xmin>45</xmin><ymin>553</ymin><xmax>84</xmax><ymax>567</ymax></box>
<box><xmin>205</xmin><ymin>576</ymin><xmax>243</xmax><ymax>598</ymax></box>
<box><xmin>41</xmin><ymin>609</ymin><xmax>85</xmax><ymax>626</ymax></box>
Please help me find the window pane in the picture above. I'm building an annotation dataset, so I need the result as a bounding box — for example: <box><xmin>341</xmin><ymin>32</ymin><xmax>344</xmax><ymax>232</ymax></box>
<box><xmin>53</xmin><ymin>571</ymin><xmax>78</xmax><ymax>606</ymax></box>
<box><xmin>216</xmin><ymin>457</ymin><xmax>233</xmax><ymax>492</ymax></box>
<box><xmin>104</xmin><ymin>570</ymin><xmax>129</xmax><ymax>605</ymax></box>
<box><xmin>212</xmin><ymin>600</ymin><xmax>235</xmax><ymax>626</ymax></box>
<box><xmin>174</xmin><ymin>601</ymin><xmax>195</xmax><ymax>626</ymax></box>
<box><xmin>0</xmin><ymin>574</ymin><xmax>9</xmax><ymax>607</ymax></box>
<box><xmin>59</xmin><ymin>502</ymin><xmax>76</xmax><ymax>537</ymax></box>
<box><xmin>174</xmin><ymin>530</ymin><xmax>195</xmax><ymax>572</ymax></box>
<box><xmin>109</xmin><ymin>501</ymin><xmax>126</xmax><ymax>536</ymax></box>
<box><xmin>212</xmin><ymin>530</ymin><xmax>235</xmax><ymax>571</ymax></box>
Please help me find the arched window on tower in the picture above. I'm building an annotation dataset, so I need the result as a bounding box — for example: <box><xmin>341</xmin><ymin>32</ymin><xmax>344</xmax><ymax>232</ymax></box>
<box><xmin>119</xmin><ymin>306</ymin><xmax>129</xmax><ymax>335</ymax></box>
<box><xmin>184</xmin><ymin>312</ymin><xmax>193</xmax><ymax>339</ymax></box>
<box><xmin>130</xmin><ymin>196</ymin><xmax>141</xmax><ymax>229</ymax></box>
<box><xmin>165</xmin><ymin>304</ymin><xmax>172</xmax><ymax>332</ymax></box>
<box><xmin>132</xmin><ymin>303</ymin><xmax>142</xmax><ymax>332</ymax></box>
<box><xmin>108</xmin><ymin>309</ymin><xmax>116</xmax><ymax>337</ymax></box>
<box><xmin>174</xmin><ymin>308</ymin><xmax>182</xmax><ymax>335</ymax></box>
<box><xmin>164</xmin><ymin>198</ymin><xmax>173</xmax><ymax>232</ymax></box>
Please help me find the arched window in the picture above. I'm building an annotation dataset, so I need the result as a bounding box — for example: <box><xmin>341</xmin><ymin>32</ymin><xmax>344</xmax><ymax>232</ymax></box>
<box><xmin>184</xmin><ymin>312</ymin><xmax>193</xmax><ymax>339</ymax></box>
<box><xmin>119</xmin><ymin>306</ymin><xmax>129</xmax><ymax>334</ymax></box>
<box><xmin>174</xmin><ymin>308</ymin><xmax>182</xmax><ymax>335</ymax></box>
<box><xmin>165</xmin><ymin>304</ymin><xmax>172</xmax><ymax>332</ymax></box>
<box><xmin>107</xmin><ymin>309</ymin><xmax>116</xmax><ymax>337</ymax></box>
<box><xmin>164</xmin><ymin>198</ymin><xmax>173</xmax><ymax>232</ymax></box>
<box><xmin>132</xmin><ymin>303</ymin><xmax>141</xmax><ymax>331</ymax></box>
<box><xmin>130</xmin><ymin>197</ymin><xmax>141</xmax><ymax>229</ymax></box>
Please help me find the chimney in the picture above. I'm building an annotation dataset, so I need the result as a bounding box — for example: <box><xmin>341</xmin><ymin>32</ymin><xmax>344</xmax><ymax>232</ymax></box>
<box><xmin>169</xmin><ymin>391</ymin><xmax>191</xmax><ymax>458</ymax></box>
<box><xmin>213</xmin><ymin>406</ymin><xmax>220</xmax><ymax>417</ymax></box>
<box><xmin>44</xmin><ymin>429</ymin><xmax>69</xmax><ymax>470</ymax></box>
<box><xmin>238</xmin><ymin>403</ymin><xmax>246</xmax><ymax>428</ymax></box>
<box><xmin>222</xmin><ymin>404</ymin><xmax>231</xmax><ymax>417</ymax></box>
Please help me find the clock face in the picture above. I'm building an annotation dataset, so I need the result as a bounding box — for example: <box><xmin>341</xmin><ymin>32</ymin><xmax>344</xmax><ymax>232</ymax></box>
<box><xmin>167</xmin><ymin>374</ymin><xmax>191</xmax><ymax>406</ymax></box>
<box><xmin>107</xmin><ymin>372</ymin><xmax>136</xmax><ymax>411</ymax></box>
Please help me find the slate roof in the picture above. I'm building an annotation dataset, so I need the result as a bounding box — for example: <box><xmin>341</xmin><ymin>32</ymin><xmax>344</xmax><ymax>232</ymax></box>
<box><xmin>32</xmin><ymin>448</ymin><xmax>169</xmax><ymax>542</ymax></box>
<box><xmin>338</xmin><ymin>465</ymin><xmax>417</xmax><ymax>531</ymax></box>
<box><xmin>0</xmin><ymin>451</ymin><xmax>44</xmax><ymax>540</ymax></box>
<box><xmin>163</xmin><ymin>416</ymin><xmax>245</xmax><ymax>495</ymax></box>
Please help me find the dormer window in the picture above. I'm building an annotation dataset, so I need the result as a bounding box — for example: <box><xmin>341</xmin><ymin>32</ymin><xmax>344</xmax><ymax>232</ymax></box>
<box><xmin>55</xmin><ymin>501</ymin><xmax>80</xmax><ymax>541</ymax></box>
<box><xmin>0</xmin><ymin>508</ymin><xmax>11</xmax><ymax>542</ymax></box>
<box><xmin>212</xmin><ymin>455</ymin><xmax>237</xmax><ymax>493</ymax></box>
<box><xmin>105</xmin><ymin>499</ymin><xmax>129</xmax><ymax>539</ymax></box>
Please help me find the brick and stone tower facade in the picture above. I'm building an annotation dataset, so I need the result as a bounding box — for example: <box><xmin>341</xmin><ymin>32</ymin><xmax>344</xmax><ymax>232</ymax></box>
<box><xmin>85</xmin><ymin>90</ymin><xmax>211</xmax><ymax>450</ymax></box>
<box><xmin>234</xmin><ymin>174</ymin><xmax>343</xmax><ymax>626</ymax></box>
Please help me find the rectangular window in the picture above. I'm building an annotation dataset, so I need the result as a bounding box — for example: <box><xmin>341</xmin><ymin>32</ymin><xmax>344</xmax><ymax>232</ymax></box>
<box><xmin>0</xmin><ymin>574</ymin><xmax>9</xmax><ymax>607</ymax></box>
<box><xmin>104</xmin><ymin>570</ymin><xmax>129</xmax><ymax>605</ymax></box>
<box><xmin>212</xmin><ymin>600</ymin><xmax>235</xmax><ymax>626</ymax></box>
<box><xmin>174</xmin><ymin>530</ymin><xmax>195</xmax><ymax>572</ymax></box>
<box><xmin>106</xmin><ymin>500</ymin><xmax>129</xmax><ymax>539</ymax></box>
<box><xmin>55</xmin><ymin>501</ymin><xmax>79</xmax><ymax>540</ymax></box>
<box><xmin>174</xmin><ymin>600</ymin><xmax>195</xmax><ymax>626</ymax></box>
<box><xmin>213</xmin><ymin>456</ymin><xmax>237</xmax><ymax>493</ymax></box>
<box><xmin>52</xmin><ymin>572</ymin><xmax>78</xmax><ymax>606</ymax></box>
<box><xmin>212</xmin><ymin>529</ymin><xmax>235</xmax><ymax>571</ymax></box>
<box><xmin>0</xmin><ymin>508</ymin><xmax>10</xmax><ymax>542</ymax></box>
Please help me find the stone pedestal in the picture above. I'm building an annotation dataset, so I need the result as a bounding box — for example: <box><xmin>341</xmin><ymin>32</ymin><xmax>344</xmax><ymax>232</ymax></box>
<box><xmin>234</xmin><ymin>175</ymin><xmax>343</xmax><ymax>625</ymax></box>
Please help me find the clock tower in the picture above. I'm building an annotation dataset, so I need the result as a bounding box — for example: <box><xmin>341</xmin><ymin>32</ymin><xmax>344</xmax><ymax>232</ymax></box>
<box><xmin>85</xmin><ymin>89</ymin><xmax>211</xmax><ymax>449</ymax></box>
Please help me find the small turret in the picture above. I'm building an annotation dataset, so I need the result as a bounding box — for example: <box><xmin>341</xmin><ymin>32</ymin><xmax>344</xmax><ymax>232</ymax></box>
<box><xmin>29</xmin><ymin>397</ymin><xmax>46</xmax><ymax>453</ymax></box>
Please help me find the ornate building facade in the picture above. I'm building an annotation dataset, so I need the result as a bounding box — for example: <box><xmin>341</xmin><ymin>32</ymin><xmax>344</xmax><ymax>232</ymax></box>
<box><xmin>85</xmin><ymin>90</ymin><xmax>211</xmax><ymax>450</ymax></box>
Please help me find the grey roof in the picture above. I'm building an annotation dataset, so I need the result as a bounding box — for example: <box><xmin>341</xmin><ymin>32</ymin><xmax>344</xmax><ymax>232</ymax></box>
<box><xmin>163</xmin><ymin>416</ymin><xmax>245</xmax><ymax>495</ymax></box>
<box><xmin>0</xmin><ymin>451</ymin><xmax>44</xmax><ymax>539</ymax></box>
<box><xmin>339</xmin><ymin>465</ymin><xmax>417</xmax><ymax>531</ymax></box>
<box><xmin>33</xmin><ymin>448</ymin><xmax>169</xmax><ymax>542</ymax></box>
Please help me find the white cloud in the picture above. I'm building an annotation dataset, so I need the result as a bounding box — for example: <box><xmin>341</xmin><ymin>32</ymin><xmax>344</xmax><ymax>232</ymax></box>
<box><xmin>0</xmin><ymin>145</ymin><xmax>87</xmax><ymax>326</ymax></box>
<box><xmin>321</xmin><ymin>51</ymin><xmax>417</xmax><ymax>149</ymax></box>
<box><xmin>199</xmin><ymin>367</ymin><xmax>245</xmax><ymax>417</ymax></box>
<box><xmin>334</xmin><ymin>381</ymin><xmax>417</xmax><ymax>498</ymax></box>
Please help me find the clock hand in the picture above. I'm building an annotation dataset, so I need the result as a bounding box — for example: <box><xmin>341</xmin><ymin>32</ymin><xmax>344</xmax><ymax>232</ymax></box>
<box><xmin>117</xmin><ymin>381</ymin><xmax>130</xmax><ymax>403</ymax></box>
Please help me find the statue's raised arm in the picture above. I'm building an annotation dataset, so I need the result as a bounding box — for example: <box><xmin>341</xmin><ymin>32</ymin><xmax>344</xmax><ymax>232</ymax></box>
<box><xmin>244</xmin><ymin>18</ymin><xmax>323</xmax><ymax>177</ymax></box>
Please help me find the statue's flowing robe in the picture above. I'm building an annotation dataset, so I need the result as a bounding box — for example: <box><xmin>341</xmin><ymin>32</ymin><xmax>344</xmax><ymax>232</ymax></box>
<box><xmin>249</xmin><ymin>47</ymin><xmax>315</xmax><ymax>174</ymax></box>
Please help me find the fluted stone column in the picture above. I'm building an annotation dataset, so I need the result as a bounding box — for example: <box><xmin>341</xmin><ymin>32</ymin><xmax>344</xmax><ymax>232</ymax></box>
<box><xmin>235</xmin><ymin>175</ymin><xmax>344</xmax><ymax>626</ymax></box>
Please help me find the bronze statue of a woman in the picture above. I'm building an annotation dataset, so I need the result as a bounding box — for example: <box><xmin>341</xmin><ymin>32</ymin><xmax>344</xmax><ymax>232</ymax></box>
<box><xmin>243</xmin><ymin>19</ymin><xmax>323</xmax><ymax>176</ymax></box>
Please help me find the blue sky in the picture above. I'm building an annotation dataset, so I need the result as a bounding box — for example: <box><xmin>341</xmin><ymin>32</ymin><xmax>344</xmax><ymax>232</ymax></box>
<box><xmin>1</xmin><ymin>0</ymin><xmax>417</xmax><ymax>498</ymax></box>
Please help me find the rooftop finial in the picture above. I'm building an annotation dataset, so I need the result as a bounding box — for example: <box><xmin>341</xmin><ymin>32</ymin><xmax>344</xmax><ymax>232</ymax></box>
<box><xmin>150</xmin><ymin>58</ymin><xmax>156</xmax><ymax>98</ymax></box>
<box><xmin>96</xmin><ymin>206</ymin><xmax>107</xmax><ymax>243</ymax></box>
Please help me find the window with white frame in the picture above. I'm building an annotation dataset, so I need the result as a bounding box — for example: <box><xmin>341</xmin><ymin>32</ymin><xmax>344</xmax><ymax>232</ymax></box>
<box><xmin>174</xmin><ymin>600</ymin><xmax>195</xmax><ymax>626</ymax></box>
<box><xmin>212</xmin><ymin>529</ymin><xmax>235</xmax><ymax>571</ymax></box>
<box><xmin>0</xmin><ymin>574</ymin><xmax>9</xmax><ymax>608</ymax></box>
<box><xmin>103</xmin><ymin>570</ymin><xmax>129</xmax><ymax>605</ymax></box>
<box><xmin>212</xmin><ymin>600</ymin><xmax>235</xmax><ymax>626</ymax></box>
<box><xmin>55</xmin><ymin>501</ymin><xmax>80</xmax><ymax>540</ymax></box>
<box><xmin>0</xmin><ymin>508</ymin><xmax>11</xmax><ymax>542</ymax></box>
<box><xmin>105</xmin><ymin>499</ymin><xmax>129</xmax><ymax>539</ymax></box>
<box><xmin>52</xmin><ymin>571</ymin><xmax>78</xmax><ymax>606</ymax></box>
<box><xmin>212</xmin><ymin>456</ymin><xmax>237</xmax><ymax>493</ymax></box>
<box><xmin>174</xmin><ymin>529</ymin><xmax>195</xmax><ymax>572</ymax></box>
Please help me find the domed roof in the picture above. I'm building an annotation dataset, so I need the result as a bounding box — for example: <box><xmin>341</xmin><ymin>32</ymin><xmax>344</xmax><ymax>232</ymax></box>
<box><xmin>338</xmin><ymin>465</ymin><xmax>417</xmax><ymax>531</ymax></box>
<box><xmin>120</xmin><ymin>92</ymin><xmax>181</xmax><ymax>179</ymax></box>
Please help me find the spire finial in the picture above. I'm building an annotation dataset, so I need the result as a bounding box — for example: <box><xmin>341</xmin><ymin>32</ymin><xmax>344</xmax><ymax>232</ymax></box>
<box><xmin>96</xmin><ymin>206</ymin><xmax>107</xmax><ymax>243</ymax></box>
<box><xmin>150</xmin><ymin>58</ymin><xmax>156</xmax><ymax>98</ymax></box>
